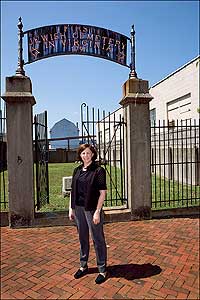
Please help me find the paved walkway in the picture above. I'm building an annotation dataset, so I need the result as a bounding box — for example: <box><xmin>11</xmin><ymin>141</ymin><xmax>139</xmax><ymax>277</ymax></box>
<box><xmin>1</xmin><ymin>217</ymin><xmax>199</xmax><ymax>299</ymax></box>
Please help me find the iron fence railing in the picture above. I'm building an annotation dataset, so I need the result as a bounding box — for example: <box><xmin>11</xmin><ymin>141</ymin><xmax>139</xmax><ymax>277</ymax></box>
<box><xmin>1</xmin><ymin>107</ymin><xmax>200</xmax><ymax>213</ymax></box>
<box><xmin>151</xmin><ymin>119</ymin><xmax>200</xmax><ymax>210</ymax></box>
<box><xmin>34</xmin><ymin>111</ymin><xmax>49</xmax><ymax>210</ymax></box>
<box><xmin>81</xmin><ymin>103</ymin><xmax>127</xmax><ymax>208</ymax></box>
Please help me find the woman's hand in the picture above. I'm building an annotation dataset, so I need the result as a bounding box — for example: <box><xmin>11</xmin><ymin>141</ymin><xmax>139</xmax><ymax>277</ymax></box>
<box><xmin>93</xmin><ymin>210</ymin><xmax>101</xmax><ymax>224</ymax></box>
<box><xmin>69</xmin><ymin>209</ymin><xmax>75</xmax><ymax>221</ymax></box>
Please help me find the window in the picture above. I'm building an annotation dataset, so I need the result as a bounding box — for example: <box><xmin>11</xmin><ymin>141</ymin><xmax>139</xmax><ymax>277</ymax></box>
<box><xmin>167</xmin><ymin>93</ymin><xmax>191</xmax><ymax>122</ymax></box>
<box><xmin>150</xmin><ymin>108</ymin><xmax>156</xmax><ymax>126</ymax></box>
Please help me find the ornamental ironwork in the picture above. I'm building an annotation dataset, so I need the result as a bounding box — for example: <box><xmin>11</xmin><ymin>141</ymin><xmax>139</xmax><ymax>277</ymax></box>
<box><xmin>15</xmin><ymin>17</ymin><xmax>137</xmax><ymax>77</ymax></box>
<box><xmin>24</xmin><ymin>24</ymin><xmax>129</xmax><ymax>67</ymax></box>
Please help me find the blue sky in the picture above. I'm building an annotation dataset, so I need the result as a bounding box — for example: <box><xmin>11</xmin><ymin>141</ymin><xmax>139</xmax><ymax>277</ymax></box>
<box><xmin>1</xmin><ymin>1</ymin><xmax>199</xmax><ymax>131</ymax></box>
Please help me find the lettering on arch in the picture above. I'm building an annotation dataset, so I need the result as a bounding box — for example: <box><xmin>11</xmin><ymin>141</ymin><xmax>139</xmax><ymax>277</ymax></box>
<box><xmin>24</xmin><ymin>24</ymin><xmax>130</xmax><ymax>67</ymax></box>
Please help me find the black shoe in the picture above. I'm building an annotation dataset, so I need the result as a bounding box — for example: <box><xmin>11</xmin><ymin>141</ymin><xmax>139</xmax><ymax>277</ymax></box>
<box><xmin>95</xmin><ymin>272</ymin><xmax>107</xmax><ymax>284</ymax></box>
<box><xmin>74</xmin><ymin>267</ymin><xmax>88</xmax><ymax>279</ymax></box>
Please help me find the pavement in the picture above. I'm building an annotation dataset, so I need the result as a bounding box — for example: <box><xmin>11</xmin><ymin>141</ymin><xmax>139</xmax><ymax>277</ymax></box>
<box><xmin>1</xmin><ymin>217</ymin><xmax>199</xmax><ymax>299</ymax></box>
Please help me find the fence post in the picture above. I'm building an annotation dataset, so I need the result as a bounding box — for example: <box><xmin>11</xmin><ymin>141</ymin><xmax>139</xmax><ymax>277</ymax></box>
<box><xmin>119</xmin><ymin>77</ymin><xmax>153</xmax><ymax>219</ymax></box>
<box><xmin>1</xmin><ymin>75</ymin><xmax>36</xmax><ymax>227</ymax></box>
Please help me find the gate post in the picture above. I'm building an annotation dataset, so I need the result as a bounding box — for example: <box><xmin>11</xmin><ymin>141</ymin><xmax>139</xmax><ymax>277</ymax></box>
<box><xmin>1</xmin><ymin>75</ymin><xmax>36</xmax><ymax>227</ymax></box>
<box><xmin>120</xmin><ymin>77</ymin><xmax>153</xmax><ymax>219</ymax></box>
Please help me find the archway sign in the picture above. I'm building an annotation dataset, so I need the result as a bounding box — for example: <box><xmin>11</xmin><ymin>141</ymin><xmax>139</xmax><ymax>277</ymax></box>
<box><xmin>15</xmin><ymin>17</ymin><xmax>137</xmax><ymax>78</ymax></box>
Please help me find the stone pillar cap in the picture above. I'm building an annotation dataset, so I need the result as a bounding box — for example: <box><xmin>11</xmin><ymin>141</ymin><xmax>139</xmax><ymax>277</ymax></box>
<box><xmin>119</xmin><ymin>76</ymin><xmax>153</xmax><ymax>106</ymax></box>
<box><xmin>1</xmin><ymin>92</ymin><xmax>36</xmax><ymax>105</ymax></box>
<box><xmin>120</xmin><ymin>93</ymin><xmax>153</xmax><ymax>106</ymax></box>
<box><xmin>1</xmin><ymin>75</ymin><xmax>36</xmax><ymax>105</ymax></box>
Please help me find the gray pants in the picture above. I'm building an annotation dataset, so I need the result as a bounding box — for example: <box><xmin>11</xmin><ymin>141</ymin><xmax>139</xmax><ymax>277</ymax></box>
<box><xmin>75</xmin><ymin>206</ymin><xmax>107</xmax><ymax>273</ymax></box>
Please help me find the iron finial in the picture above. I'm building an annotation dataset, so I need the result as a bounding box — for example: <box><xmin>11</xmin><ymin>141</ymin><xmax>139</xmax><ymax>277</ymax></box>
<box><xmin>15</xmin><ymin>17</ymin><xmax>25</xmax><ymax>76</ymax></box>
<box><xmin>129</xmin><ymin>24</ymin><xmax>137</xmax><ymax>78</ymax></box>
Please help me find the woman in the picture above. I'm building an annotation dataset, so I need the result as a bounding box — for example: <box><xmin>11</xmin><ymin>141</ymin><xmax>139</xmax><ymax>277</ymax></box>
<box><xmin>69</xmin><ymin>143</ymin><xmax>107</xmax><ymax>284</ymax></box>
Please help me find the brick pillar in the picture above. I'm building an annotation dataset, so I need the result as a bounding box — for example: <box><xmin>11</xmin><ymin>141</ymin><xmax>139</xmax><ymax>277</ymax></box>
<box><xmin>1</xmin><ymin>75</ymin><xmax>36</xmax><ymax>227</ymax></box>
<box><xmin>120</xmin><ymin>77</ymin><xmax>153</xmax><ymax>219</ymax></box>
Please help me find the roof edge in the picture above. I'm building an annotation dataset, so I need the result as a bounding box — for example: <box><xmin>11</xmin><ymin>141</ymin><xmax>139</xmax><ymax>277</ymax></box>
<box><xmin>150</xmin><ymin>55</ymin><xmax>200</xmax><ymax>89</ymax></box>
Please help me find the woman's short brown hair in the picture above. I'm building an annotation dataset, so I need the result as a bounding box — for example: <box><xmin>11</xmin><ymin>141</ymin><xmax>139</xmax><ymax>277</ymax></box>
<box><xmin>77</xmin><ymin>144</ymin><xmax>97</xmax><ymax>162</ymax></box>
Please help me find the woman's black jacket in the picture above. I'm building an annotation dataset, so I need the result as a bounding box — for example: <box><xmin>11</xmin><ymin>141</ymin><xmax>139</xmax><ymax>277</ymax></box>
<box><xmin>70</xmin><ymin>162</ymin><xmax>107</xmax><ymax>211</ymax></box>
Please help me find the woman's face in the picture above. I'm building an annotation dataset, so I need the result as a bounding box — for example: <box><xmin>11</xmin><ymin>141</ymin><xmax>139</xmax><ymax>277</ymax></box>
<box><xmin>80</xmin><ymin>147</ymin><xmax>94</xmax><ymax>164</ymax></box>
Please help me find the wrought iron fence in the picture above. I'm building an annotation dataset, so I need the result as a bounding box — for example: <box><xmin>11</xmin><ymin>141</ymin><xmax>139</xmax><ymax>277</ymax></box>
<box><xmin>151</xmin><ymin>119</ymin><xmax>200</xmax><ymax>210</ymax></box>
<box><xmin>81</xmin><ymin>103</ymin><xmax>127</xmax><ymax>208</ymax></box>
<box><xmin>34</xmin><ymin>111</ymin><xmax>49</xmax><ymax>210</ymax></box>
<box><xmin>2</xmin><ymin>100</ymin><xmax>200</xmax><ymax>214</ymax></box>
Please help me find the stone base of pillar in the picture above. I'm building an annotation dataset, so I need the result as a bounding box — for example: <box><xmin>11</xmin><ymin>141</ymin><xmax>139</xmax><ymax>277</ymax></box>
<box><xmin>131</xmin><ymin>206</ymin><xmax>152</xmax><ymax>220</ymax></box>
<box><xmin>9</xmin><ymin>213</ymin><xmax>33</xmax><ymax>228</ymax></box>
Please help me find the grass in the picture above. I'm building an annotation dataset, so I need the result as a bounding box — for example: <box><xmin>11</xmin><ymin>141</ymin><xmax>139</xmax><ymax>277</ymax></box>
<box><xmin>38</xmin><ymin>163</ymin><xmax>126</xmax><ymax>212</ymax></box>
<box><xmin>1</xmin><ymin>163</ymin><xmax>200</xmax><ymax>212</ymax></box>
<box><xmin>151</xmin><ymin>174</ymin><xmax>200</xmax><ymax>210</ymax></box>
<box><xmin>36</xmin><ymin>163</ymin><xmax>77</xmax><ymax>212</ymax></box>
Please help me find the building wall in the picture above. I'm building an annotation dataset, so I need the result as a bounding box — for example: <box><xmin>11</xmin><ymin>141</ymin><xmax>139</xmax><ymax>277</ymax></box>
<box><xmin>97</xmin><ymin>57</ymin><xmax>200</xmax><ymax>185</ymax></box>
<box><xmin>149</xmin><ymin>56</ymin><xmax>200</xmax><ymax>124</ymax></box>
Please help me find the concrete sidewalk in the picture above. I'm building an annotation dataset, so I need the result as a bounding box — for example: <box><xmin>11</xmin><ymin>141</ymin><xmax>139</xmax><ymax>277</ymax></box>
<box><xmin>1</xmin><ymin>217</ymin><xmax>199</xmax><ymax>299</ymax></box>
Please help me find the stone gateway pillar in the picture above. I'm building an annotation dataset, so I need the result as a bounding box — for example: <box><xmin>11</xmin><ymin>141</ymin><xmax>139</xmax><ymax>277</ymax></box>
<box><xmin>2</xmin><ymin>75</ymin><xmax>36</xmax><ymax>227</ymax></box>
<box><xmin>120</xmin><ymin>77</ymin><xmax>153</xmax><ymax>219</ymax></box>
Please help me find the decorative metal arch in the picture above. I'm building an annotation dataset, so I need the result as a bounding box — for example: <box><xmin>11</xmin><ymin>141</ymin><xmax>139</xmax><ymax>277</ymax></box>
<box><xmin>24</xmin><ymin>23</ymin><xmax>129</xmax><ymax>67</ymax></box>
<box><xmin>15</xmin><ymin>17</ymin><xmax>137</xmax><ymax>78</ymax></box>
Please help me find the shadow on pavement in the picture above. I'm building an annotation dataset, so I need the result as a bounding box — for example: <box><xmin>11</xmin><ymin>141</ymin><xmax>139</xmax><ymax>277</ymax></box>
<box><xmin>88</xmin><ymin>263</ymin><xmax>162</xmax><ymax>281</ymax></box>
